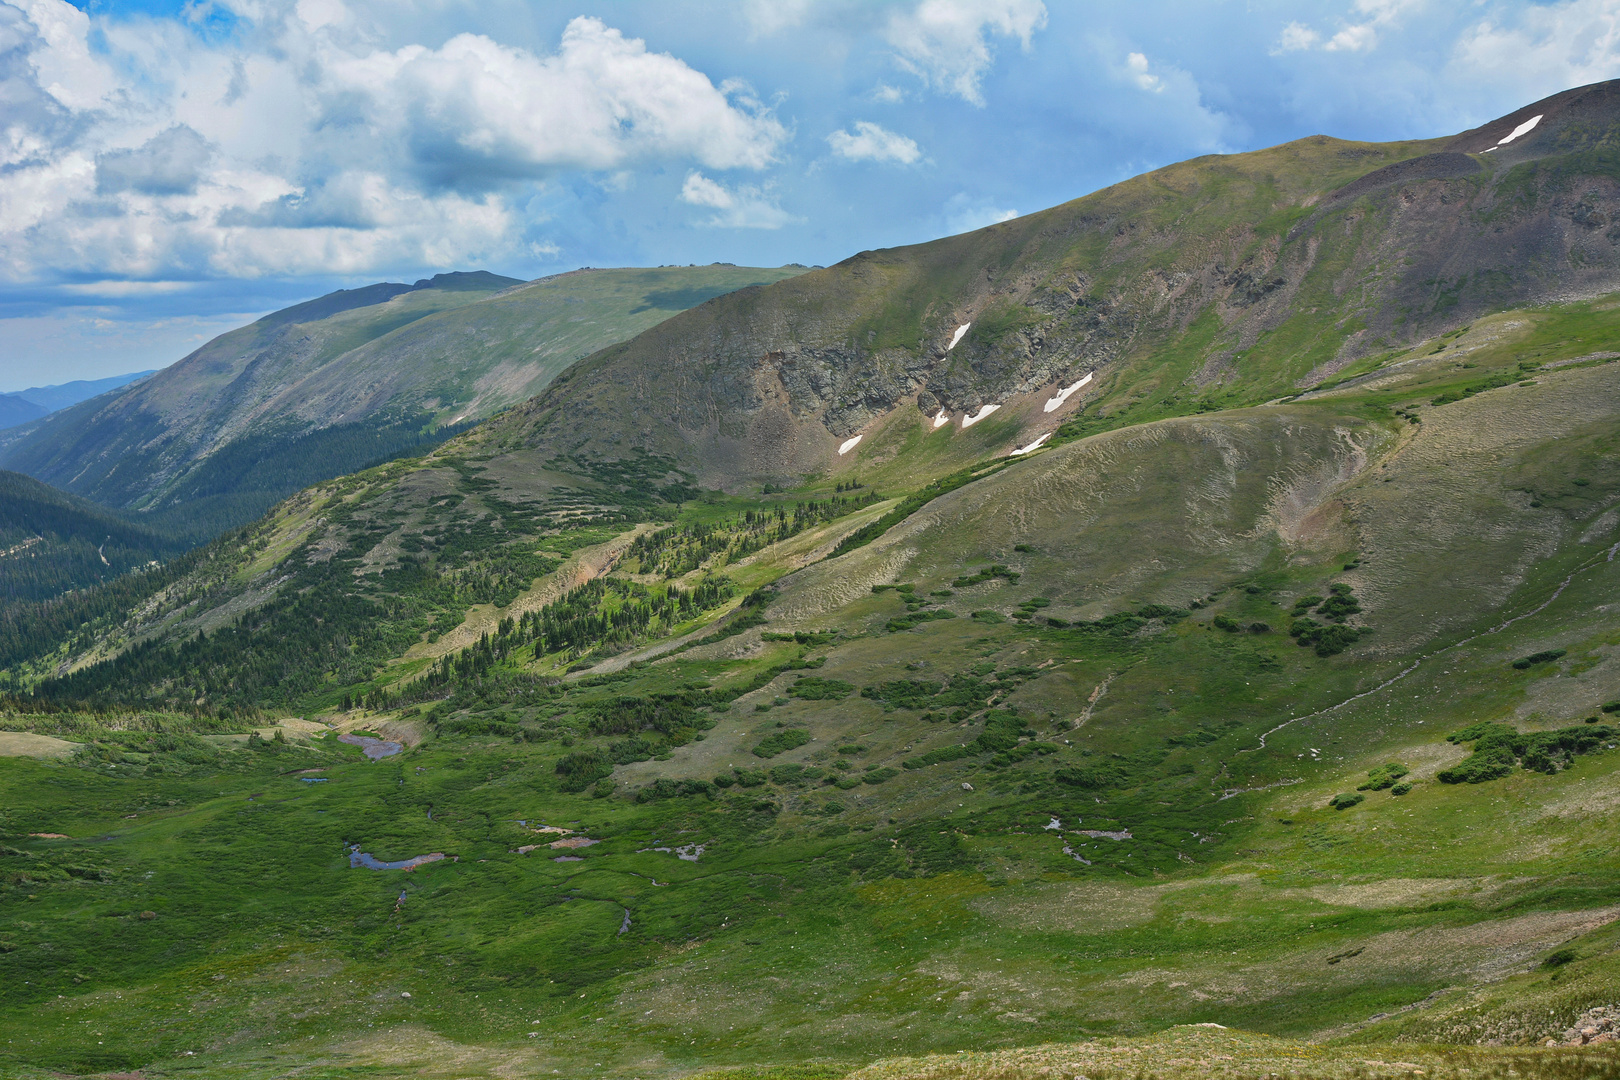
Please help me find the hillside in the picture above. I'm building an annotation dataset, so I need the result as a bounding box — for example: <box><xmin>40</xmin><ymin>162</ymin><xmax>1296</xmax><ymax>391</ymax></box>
<box><xmin>0</xmin><ymin>470</ymin><xmax>180</xmax><ymax>606</ymax></box>
<box><xmin>0</xmin><ymin>265</ymin><xmax>806</xmax><ymax>540</ymax></box>
<box><xmin>478</xmin><ymin>80</ymin><xmax>1620</xmax><ymax>491</ymax></box>
<box><xmin>1</xmin><ymin>85</ymin><xmax>1619</xmax><ymax>1080</ymax></box>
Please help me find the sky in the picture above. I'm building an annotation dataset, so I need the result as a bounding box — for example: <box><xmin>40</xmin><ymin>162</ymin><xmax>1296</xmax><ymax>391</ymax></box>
<box><xmin>3</xmin><ymin>0</ymin><xmax>1620</xmax><ymax>391</ymax></box>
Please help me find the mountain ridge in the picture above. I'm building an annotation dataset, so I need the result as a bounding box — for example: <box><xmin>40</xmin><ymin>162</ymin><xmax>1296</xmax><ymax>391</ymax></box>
<box><xmin>0</xmin><ymin>264</ymin><xmax>807</xmax><ymax>540</ymax></box>
<box><xmin>469</xmin><ymin>80</ymin><xmax>1620</xmax><ymax>492</ymax></box>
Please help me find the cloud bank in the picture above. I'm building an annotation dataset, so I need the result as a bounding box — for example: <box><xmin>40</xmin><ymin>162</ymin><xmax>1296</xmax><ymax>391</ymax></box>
<box><xmin>0</xmin><ymin>2</ymin><xmax>785</xmax><ymax>283</ymax></box>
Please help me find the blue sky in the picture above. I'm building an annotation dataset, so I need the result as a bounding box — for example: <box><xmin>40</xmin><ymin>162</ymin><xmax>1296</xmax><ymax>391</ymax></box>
<box><xmin>2</xmin><ymin>0</ymin><xmax>1619</xmax><ymax>390</ymax></box>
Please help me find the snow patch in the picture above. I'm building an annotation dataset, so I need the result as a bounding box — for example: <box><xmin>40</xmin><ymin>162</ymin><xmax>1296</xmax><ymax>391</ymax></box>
<box><xmin>838</xmin><ymin>435</ymin><xmax>863</xmax><ymax>455</ymax></box>
<box><xmin>960</xmin><ymin>403</ymin><xmax>1000</xmax><ymax>428</ymax></box>
<box><xmin>947</xmin><ymin>323</ymin><xmax>971</xmax><ymax>351</ymax></box>
<box><xmin>1011</xmin><ymin>432</ymin><xmax>1052</xmax><ymax>456</ymax></box>
<box><xmin>1498</xmin><ymin>114</ymin><xmax>1542</xmax><ymax>145</ymax></box>
<box><xmin>932</xmin><ymin>411</ymin><xmax>950</xmax><ymax>429</ymax></box>
<box><xmin>1043</xmin><ymin>372</ymin><xmax>1093</xmax><ymax>412</ymax></box>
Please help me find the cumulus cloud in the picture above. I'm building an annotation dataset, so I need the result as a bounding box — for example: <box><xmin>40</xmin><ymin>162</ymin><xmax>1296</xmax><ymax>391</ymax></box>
<box><xmin>886</xmin><ymin>0</ymin><xmax>1048</xmax><ymax>105</ymax></box>
<box><xmin>1273</xmin><ymin>0</ymin><xmax>1419</xmax><ymax>55</ymax></box>
<box><xmin>943</xmin><ymin>192</ymin><xmax>1016</xmax><ymax>235</ymax></box>
<box><xmin>680</xmin><ymin>172</ymin><xmax>796</xmax><ymax>229</ymax></box>
<box><xmin>96</xmin><ymin>127</ymin><xmax>214</xmax><ymax>196</ymax></box>
<box><xmin>1449</xmin><ymin>0</ymin><xmax>1620</xmax><ymax>99</ymax></box>
<box><xmin>827</xmin><ymin>120</ymin><xmax>923</xmax><ymax>164</ymax></box>
<box><xmin>1126</xmin><ymin>52</ymin><xmax>1163</xmax><ymax>92</ymax></box>
<box><xmin>0</xmin><ymin>3</ymin><xmax>787</xmax><ymax>283</ymax></box>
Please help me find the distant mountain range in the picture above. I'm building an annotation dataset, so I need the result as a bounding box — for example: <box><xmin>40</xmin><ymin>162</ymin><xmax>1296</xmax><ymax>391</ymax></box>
<box><xmin>0</xmin><ymin>265</ymin><xmax>806</xmax><ymax>541</ymax></box>
<box><xmin>0</xmin><ymin>370</ymin><xmax>156</xmax><ymax>432</ymax></box>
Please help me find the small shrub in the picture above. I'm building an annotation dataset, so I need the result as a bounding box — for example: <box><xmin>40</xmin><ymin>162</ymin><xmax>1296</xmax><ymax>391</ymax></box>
<box><xmin>1329</xmin><ymin>792</ymin><xmax>1365</xmax><ymax>810</ymax></box>
<box><xmin>1390</xmin><ymin>781</ymin><xmax>1412</xmax><ymax>796</ymax></box>
<box><xmin>953</xmin><ymin>564</ymin><xmax>1019</xmax><ymax>588</ymax></box>
<box><xmin>1358</xmin><ymin>762</ymin><xmax>1410</xmax><ymax>791</ymax></box>
<box><xmin>1512</xmin><ymin>649</ymin><xmax>1567</xmax><ymax>669</ymax></box>
<box><xmin>752</xmin><ymin>728</ymin><xmax>811</xmax><ymax>758</ymax></box>
<box><xmin>1248</xmin><ymin>622</ymin><xmax>1271</xmax><ymax>634</ymax></box>
<box><xmin>787</xmin><ymin>676</ymin><xmax>855</xmax><ymax>700</ymax></box>
<box><xmin>862</xmin><ymin>767</ymin><xmax>900</xmax><ymax>785</ymax></box>
<box><xmin>1544</xmin><ymin>948</ymin><xmax>1578</xmax><ymax>968</ymax></box>
<box><xmin>732</xmin><ymin>767</ymin><xmax>768</xmax><ymax>787</ymax></box>
<box><xmin>1212</xmin><ymin>614</ymin><xmax>1241</xmax><ymax>633</ymax></box>
<box><xmin>971</xmin><ymin>610</ymin><xmax>1005</xmax><ymax>624</ymax></box>
<box><xmin>555</xmin><ymin>750</ymin><xmax>613</xmax><ymax>792</ymax></box>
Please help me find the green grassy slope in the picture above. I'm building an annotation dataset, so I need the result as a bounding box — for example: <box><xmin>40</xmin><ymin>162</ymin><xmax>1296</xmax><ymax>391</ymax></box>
<box><xmin>0</xmin><ymin>265</ymin><xmax>806</xmax><ymax>542</ymax></box>
<box><xmin>483</xmin><ymin>80</ymin><xmax>1620</xmax><ymax>491</ymax></box>
<box><xmin>1</xmin><ymin>294</ymin><xmax>1618</xmax><ymax>1077</ymax></box>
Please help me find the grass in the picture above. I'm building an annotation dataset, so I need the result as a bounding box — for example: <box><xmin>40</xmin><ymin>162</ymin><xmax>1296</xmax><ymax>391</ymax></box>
<box><xmin>3</xmin><ymin>295</ymin><xmax>1620</xmax><ymax>1076</ymax></box>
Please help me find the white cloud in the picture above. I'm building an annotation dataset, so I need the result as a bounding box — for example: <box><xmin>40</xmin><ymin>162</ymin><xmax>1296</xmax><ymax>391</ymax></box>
<box><xmin>680</xmin><ymin>172</ymin><xmax>796</xmax><ymax>229</ymax></box>
<box><xmin>0</xmin><ymin>3</ymin><xmax>788</xmax><ymax>283</ymax></box>
<box><xmin>1126</xmin><ymin>52</ymin><xmax>1163</xmax><ymax>92</ymax></box>
<box><xmin>1324</xmin><ymin>23</ymin><xmax>1379</xmax><ymax>52</ymax></box>
<box><xmin>944</xmin><ymin>192</ymin><xmax>1016</xmax><ymax>235</ymax></box>
<box><xmin>885</xmin><ymin>0</ymin><xmax>1048</xmax><ymax>105</ymax></box>
<box><xmin>1274</xmin><ymin>22</ymin><xmax>1321</xmax><ymax>53</ymax></box>
<box><xmin>827</xmin><ymin>120</ymin><xmax>923</xmax><ymax>164</ymax></box>
<box><xmin>743</xmin><ymin>0</ymin><xmax>816</xmax><ymax>37</ymax></box>
<box><xmin>1273</xmin><ymin>0</ymin><xmax>1419</xmax><ymax>55</ymax></box>
<box><xmin>1450</xmin><ymin>0</ymin><xmax>1620</xmax><ymax>99</ymax></box>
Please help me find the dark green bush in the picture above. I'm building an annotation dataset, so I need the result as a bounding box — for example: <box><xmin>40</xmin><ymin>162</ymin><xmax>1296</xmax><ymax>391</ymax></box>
<box><xmin>555</xmin><ymin>749</ymin><xmax>613</xmax><ymax>792</ymax></box>
<box><xmin>1513</xmin><ymin>649</ymin><xmax>1567</xmax><ymax>669</ymax></box>
<box><xmin>1330</xmin><ymin>792</ymin><xmax>1365</xmax><ymax>810</ymax></box>
<box><xmin>787</xmin><ymin>676</ymin><xmax>854</xmax><ymax>700</ymax></box>
<box><xmin>1358</xmin><ymin>762</ymin><xmax>1410</xmax><ymax>791</ymax></box>
<box><xmin>752</xmin><ymin>728</ymin><xmax>811</xmax><ymax>758</ymax></box>
<box><xmin>1439</xmin><ymin>721</ymin><xmax>1614</xmax><ymax>782</ymax></box>
<box><xmin>953</xmin><ymin>564</ymin><xmax>1019</xmax><ymax>588</ymax></box>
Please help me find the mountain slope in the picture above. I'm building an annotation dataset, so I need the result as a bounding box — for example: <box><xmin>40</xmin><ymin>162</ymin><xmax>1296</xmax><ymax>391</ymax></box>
<box><xmin>0</xmin><ymin>470</ymin><xmax>180</xmax><ymax>606</ymax></box>
<box><xmin>481</xmin><ymin>80</ymin><xmax>1620</xmax><ymax>490</ymax></box>
<box><xmin>0</xmin><ymin>265</ymin><xmax>806</xmax><ymax>539</ymax></box>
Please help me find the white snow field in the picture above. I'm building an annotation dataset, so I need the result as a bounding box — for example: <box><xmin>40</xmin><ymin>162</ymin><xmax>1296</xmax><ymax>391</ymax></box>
<box><xmin>960</xmin><ymin>403</ymin><xmax>1000</xmax><ymax>428</ymax></box>
<box><xmin>1011</xmin><ymin>431</ymin><xmax>1052</xmax><ymax>455</ymax></box>
<box><xmin>838</xmin><ymin>435</ymin><xmax>863</xmax><ymax>455</ymax></box>
<box><xmin>1043</xmin><ymin>372</ymin><xmax>1093</xmax><ymax>412</ymax></box>
<box><xmin>1498</xmin><ymin>114</ymin><xmax>1542</xmax><ymax>145</ymax></box>
<box><xmin>932</xmin><ymin>411</ymin><xmax>951</xmax><ymax>429</ymax></box>
<box><xmin>947</xmin><ymin>323</ymin><xmax>971</xmax><ymax>351</ymax></box>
